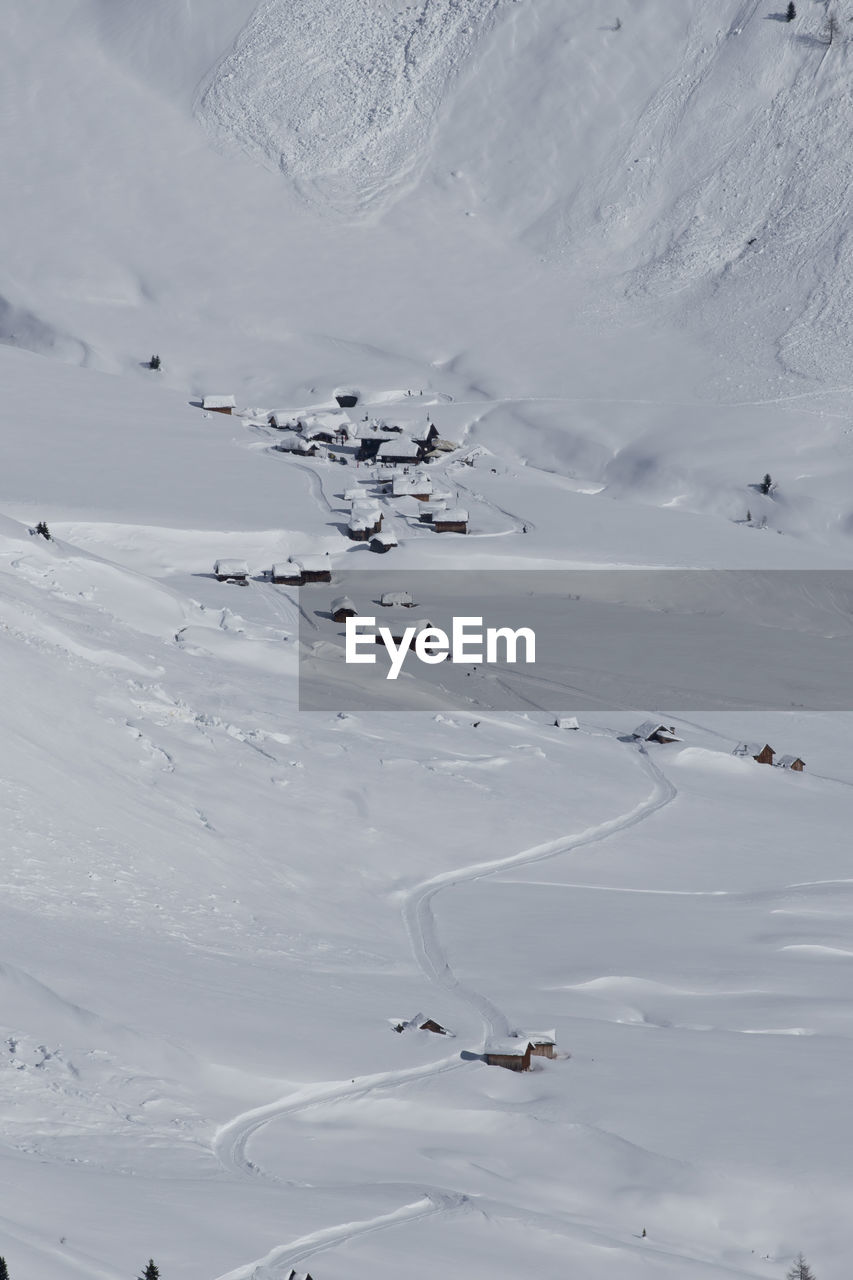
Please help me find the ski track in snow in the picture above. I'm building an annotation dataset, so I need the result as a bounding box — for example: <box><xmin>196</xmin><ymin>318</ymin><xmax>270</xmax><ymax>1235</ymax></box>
<box><xmin>212</xmin><ymin>742</ymin><xmax>677</xmax><ymax>1274</ymax></box>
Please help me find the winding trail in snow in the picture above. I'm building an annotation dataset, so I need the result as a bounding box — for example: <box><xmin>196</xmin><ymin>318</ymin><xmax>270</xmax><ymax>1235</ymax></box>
<box><xmin>211</xmin><ymin>738</ymin><xmax>676</xmax><ymax>1276</ymax></box>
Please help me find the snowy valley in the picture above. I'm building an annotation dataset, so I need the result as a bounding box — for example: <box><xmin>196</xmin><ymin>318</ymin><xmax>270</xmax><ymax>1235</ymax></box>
<box><xmin>1</xmin><ymin>3</ymin><xmax>852</xmax><ymax>1279</ymax></box>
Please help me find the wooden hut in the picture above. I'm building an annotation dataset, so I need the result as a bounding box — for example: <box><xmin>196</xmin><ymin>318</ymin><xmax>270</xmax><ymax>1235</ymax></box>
<box><xmin>377</xmin><ymin>437</ymin><xmax>424</xmax><ymax>465</ymax></box>
<box><xmin>335</xmin><ymin>391</ymin><xmax>359</xmax><ymax>408</ymax></box>
<box><xmin>370</xmin><ymin>531</ymin><xmax>398</xmax><ymax>553</ymax></box>
<box><xmin>213</xmin><ymin>559</ymin><xmax>249</xmax><ymax>584</ymax></box>
<box><xmin>392</xmin><ymin>474</ymin><xmax>433</xmax><ymax>500</ymax></box>
<box><xmin>269</xmin><ymin>412</ymin><xmax>300</xmax><ymax>430</ymax></box>
<box><xmin>271</xmin><ymin>556</ymin><xmax>331</xmax><ymax>586</ymax></box>
<box><xmin>433</xmin><ymin>508</ymin><xmax>468</xmax><ymax>534</ymax></box>
<box><xmin>517</xmin><ymin>1029</ymin><xmax>557</xmax><ymax>1059</ymax></box>
<box><xmin>419</xmin><ymin>1018</ymin><xmax>451</xmax><ymax>1035</ymax></box>
<box><xmin>380</xmin><ymin>590</ymin><xmax>413</xmax><ymax>608</ymax></box>
<box><xmin>633</xmin><ymin>721</ymin><xmax>681</xmax><ymax>745</ymax></box>
<box><xmin>483</xmin><ymin>1038</ymin><xmax>532</xmax><ymax>1072</ymax></box>
<box><xmin>202</xmin><ymin>395</ymin><xmax>236</xmax><ymax>414</ymax></box>
<box><xmin>348</xmin><ymin>507</ymin><xmax>382</xmax><ymax>541</ymax></box>
<box><xmin>418</xmin><ymin>501</ymin><xmax>447</xmax><ymax>524</ymax></box>
<box><xmin>414</xmin><ymin>422</ymin><xmax>440</xmax><ymax>449</ymax></box>
<box><xmin>331</xmin><ymin>596</ymin><xmax>357</xmax><ymax>623</ymax></box>
<box><xmin>776</xmin><ymin>754</ymin><xmax>805</xmax><ymax>772</ymax></box>
<box><xmin>733</xmin><ymin>741</ymin><xmax>775</xmax><ymax>766</ymax></box>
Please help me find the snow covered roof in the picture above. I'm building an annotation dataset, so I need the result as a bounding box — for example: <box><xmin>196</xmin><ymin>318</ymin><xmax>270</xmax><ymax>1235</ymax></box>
<box><xmin>331</xmin><ymin>596</ymin><xmax>356</xmax><ymax>614</ymax></box>
<box><xmin>380</xmin><ymin>590</ymin><xmax>412</xmax><ymax>606</ymax></box>
<box><xmin>202</xmin><ymin>395</ymin><xmax>236</xmax><ymax>409</ymax></box>
<box><xmin>213</xmin><ymin>559</ymin><xmax>249</xmax><ymax>576</ymax></box>
<box><xmin>377</xmin><ymin>437</ymin><xmax>422</xmax><ymax>459</ymax></box>
<box><xmin>372</xmin><ymin>531</ymin><xmax>398</xmax><ymax>546</ymax></box>
<box><xmin>484</xmin><ymin>1038</ymin><xmax>531</xmax><ymax>1056</ymax></box>
<box><xmin>435</xmin><ymin>508</ymin><xmax>468</xmax><ymax>522</ymax></box>
<box><xmin>270</xmin><ymin>411</ymin><xmax>298</xmax><ymax>428</ymax></box>
<box><xmin>776</xmin><ymin>754</ymin><xmax>805</xmax><ymax>768</ymax></box>
<box><xmin>392</xmin><ymin>474</ymin><xmax>432</xmax><ymax>495</ymax></box>
<box><xmin>419</xmin><ymin>500</ymin><xmax>447</xmax><ymax>514</ymax></box>
<box><xmin>555</xmin><ymin>716</ymin><xmax>579</xmax><ymax>730</ymax></box>
<box><xmin>633</xmin><ymin>721</ymin><xmax>680</xmax><ymax>742</ymax></box>
<box><xmin>350</xmin><ymin>500</ymin><xmax>381</xmax><ymax>516</ymax></box>
<box><xmin>517</xmin><ymin>1028</ymin><xmax>556</xmax><ymax>1045</ymax></box>
<box><xmin>733</xmin><ymin>742</ymin><xmax>774</xmax><ymax>758</ymax></box>
<box><xmin>290</xmin><ymin>555</ymin><xmax>330</xmax><ymax>573</ymax></box>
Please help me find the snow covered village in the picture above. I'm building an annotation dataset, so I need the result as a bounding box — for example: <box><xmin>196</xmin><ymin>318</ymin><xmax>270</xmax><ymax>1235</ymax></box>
<box><xmin>0</xmin><ymin>3</ymin><xmax>851</xmax><ymax>1280</ymax></box>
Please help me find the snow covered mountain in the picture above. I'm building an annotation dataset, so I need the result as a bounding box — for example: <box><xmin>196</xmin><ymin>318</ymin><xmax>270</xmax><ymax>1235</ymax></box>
<box><xmin>1</xmin><ymin>3</ymin><xmax>852</xmax><ymax>1278</ymax></box>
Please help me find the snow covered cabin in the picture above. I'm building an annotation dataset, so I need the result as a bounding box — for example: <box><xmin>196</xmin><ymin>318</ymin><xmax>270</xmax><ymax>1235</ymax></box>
<box><xmin>269</xmin><ymin>411</ymin><xmax>301</xmax><ymax>430</ymax></box>
<box><xmin>516</xmin><ymin>1029</ymin><xmax>557</xmax><ymax>1059</ymax></box>
<box><xmin>347</xmin><ymin>505</ymin><xmax>383</xmax><ymax>541</ymax></box>
<box><xmin>483</xmin><ymin>1038</ymin><xmax>532</xmax><ymax>1072</ymax></box>
<box><xmin>633</xmin><ymin>721</ymin><xmax>681</xmax><ymax>745</ymax></box>
<box><xmin>555</xmin><ymin>716</ymin><xmax>579</xmax><ymax>730</ymax></box>
<box><xmin>392</xmin><ymin>473</ymin><xmax>433</xmax><ymax>500</ymax></box>
<box><xmin>370</xmin><ymin>530</ymin><xmax>398</xmax><ymax>553</ymax></box>
<box><xmin>776</xmin><ymin>754</ymin><xmax>805</xmax><ymax>772</ymax></box>
<box><xmin>376</xmin><ymin>437</ymin><xmax>424</xmax><ymax>465</ymax></box>
<box><xmin>331</xmin><ymin>596</ymin><xmax>357</xmax><ymax>623</ymax></box>
<box><xmin>202</xmin><ymin>395</ymin><xmax>236</xmax><ymax>414</ymax></box>
<box><xmin>213</xmin><ymin>559</ymin><xmax>249</xmax><ymax>583</ymax></box>
<box><xmin>733</xmin><ymin>742</ymin><xmax>775</xmax><ymax>766</ymax></box>
<box><xmin>380</xmin><ymin>590</ymin><xmax>413</xmax><ymax>607</ymax></box>
<box><xmin>271</xmin><ymin>556</ymin><xmax>332</xmax><ymax>586</ymax></box>
<box><xmin>433</xmin><ymin>508</ymin><xmax>468</xmax><ymax>534</ymax></box>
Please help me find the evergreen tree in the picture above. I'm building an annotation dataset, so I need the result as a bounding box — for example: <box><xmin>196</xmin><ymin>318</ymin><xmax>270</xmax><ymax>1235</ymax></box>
<box><xmin>149</xmin><ymin>354</ymin><xmax>161</xmax><ymax>370</ymax></box>
<box><xmin>786</xmin><ymin>1254</ymin><xmax>815</xmax><ymax>1280</ymax></box>
<box><xmin>139</xmin><ymin>1262</ymin><xmax>160</xmax><ymax>1280</ymax></box>
<box><xmin>760</xmin><ymin>473</ymin><xmax>773</xmax><ymax>495</ymax></box>
<box><xmin>746</xmin><ymin>509</ymin><xmax>752</xmax><ymax>522</ymax></box>
<box><xmin>786</xmin><ymin>2</ymin><xmax>796</xmax><ymax>20</ymax></box>
<box><xmin>0</xmin><ymin>1255</ymin><xmax>9</xmax><ymax>1280</ymax></box>
<box><xmin>35</xmin><ymin>520</ymin><xmax>51</xmax><ymax>540</ymax></box>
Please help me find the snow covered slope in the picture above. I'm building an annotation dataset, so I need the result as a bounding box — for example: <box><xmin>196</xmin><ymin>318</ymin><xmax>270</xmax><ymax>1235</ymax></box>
<box><xmin>1</xmin><ymin>2</ymin><xmax>853</xmax><ymax>1279</ymax></box>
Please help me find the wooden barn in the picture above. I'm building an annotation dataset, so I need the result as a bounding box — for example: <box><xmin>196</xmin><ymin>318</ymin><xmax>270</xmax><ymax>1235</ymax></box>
<box><xmin>733</xmin><ymin>741</ymin><xmax>775</xmax><ymax>766</ymax></box>
<box><xmin>371</xmin><ymin>531</ymin><xmax>398</xmax><ymax>553</ymax></box>
<box><xmin>418</xmin><ymin>501</ymin><xmax>447</xmax><ymax>524</ymax></box>
<box><xmin>302</xmin><ymin>412</ymin><xmax>349</xmax><ymax>444</ymax></box>
<box><xmin>202</xmin><ymin>395</ymin><xmax>236</xmax><ymax>414</ymax></box>
<box><xmin>213</xmin><ymin>559</ymin><xmax>249</xmax><ymax>584</ymax></box>
<box><xmin>331</xmin><ymin>596</ymin><xmax>357</xmax><ymax>623</ymax></box>
<box><xmin>517</xmin><ymin>1029</ymin><xmax>557</xmax><ymax>1059</ymax></box>
<box><xmin>271</xmin><ymin>556</ymin><xmax>331</xmax><ymax>586</ymax></box>
<box><xmin>393</xmin><ymin>1012</ymin><xmax>453</xmax><ymax>1036</ymax></box>
<box><xmin>633</xmin><ymin>721</ymin><xmax>681</xmax><ymax>745</ymax></box>
<box><xmin>483</xmin><ymin>1038</ymin><xmax>532</xmax><ymax>1073</ymax></box>
<box><xmin>380</xmin><ymin>590</ymin><xmax>413</xmax><ymax>608</ymax></box>
<box><xmin>433</xmin><ymin>508</ymin><xmax>468</xmax><ymax>534</ymax></box>
<box><xmin>392</xmin><ymin>473</ymin><xmax>433</xmax><ymax>500</ymax></box>
<box><xmin>274</xmin><ymin>436</ymin><xmax>317</xmax><ymax>457</ymax></box>
<box><xmin>377</xmin><ymin>437</ymin><xmax>424</xmax><ymax>465</ymax></box>
<box><xmin>348</xmin><ymin>508</ymin><xmax>382</xmax><ymax>541</ymax></box>
<box><xmin>269</xmin><ymin>412</ymin><xmax>300</xmax><ymax>430</ymax></box>
<box><xmin>776</xmin><ymin>754</ymin><xmax>805</xmax><ymax>772</ymax></box>
<box><xmin>414</xmin><ymin>422</ymin><xmax>440</xmax><ymax>450</ymax></box>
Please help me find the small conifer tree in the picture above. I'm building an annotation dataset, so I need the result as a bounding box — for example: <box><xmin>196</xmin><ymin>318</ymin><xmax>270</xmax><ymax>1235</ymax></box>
<box><xmin>0</xmin><ymin>1255</ymin><xmax>9</xmax><ymax>1280</ymax></box>
<box><xmin>760</xmin><ymin>473</ymin><xmax>773</xmax><ymax>495</ymax></box>
<box><xmin>139</xmin><ymin>1262</ymin><xmax>160</xmax><ymax>1280</ymax></box>
<box><xmin>35</xmin><ymin>520</ymin><xmax>51</xmax><ymax>540</ymax></box>
<box><xmin>149</xmin><ymin>355</ymin><xmax>161</xmax><ymax>370</ymax></box>
<box><xmin>786</xmin><ymin>2</ymin><xmax>796</xmax><ymax>20</ymax></box>
<box><xmin>786</xmin><ymin>1254</ymin><xmax>816</xmax><ymax>1280</ymax></box>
